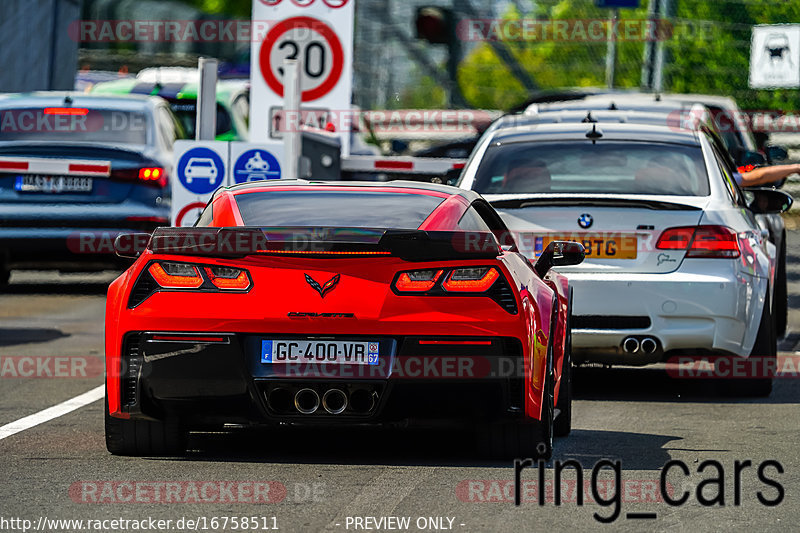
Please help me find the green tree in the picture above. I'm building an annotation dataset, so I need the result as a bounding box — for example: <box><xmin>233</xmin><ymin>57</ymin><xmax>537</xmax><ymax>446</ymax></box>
<box><xmin>458</xmin><ymin>0</ymin><xmax>800</xmax><ymax>112</ymax></box>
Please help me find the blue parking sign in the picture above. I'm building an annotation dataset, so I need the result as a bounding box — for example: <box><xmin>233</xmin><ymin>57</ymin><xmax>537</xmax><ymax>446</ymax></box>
<box><xmin>233</xmin><ymin>149</ymin><xmax>281</xmax><ymax>184</ymax></box>
<box><xmin>177</xmin><ymin>147</ymin><xmax>225</xmax><ymax>194</ymax></box>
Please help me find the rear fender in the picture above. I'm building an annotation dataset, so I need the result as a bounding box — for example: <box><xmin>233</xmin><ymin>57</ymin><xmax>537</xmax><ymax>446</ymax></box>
<box><xmin>105</xmin><ymin>261</ymin><xmax>143</xmax><ymax>417</ymax></box>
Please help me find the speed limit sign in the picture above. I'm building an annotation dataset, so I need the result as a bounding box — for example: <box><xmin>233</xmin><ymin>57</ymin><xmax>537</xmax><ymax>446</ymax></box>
<box><xmin>259</xmin><ymin>17</ymin><xmax>344</xmax><ymax>101</ymax></box>
<box><xmin>250</xmin><ymin>0</ymin><xmax>354</xmax><ymax>152</ymax></box>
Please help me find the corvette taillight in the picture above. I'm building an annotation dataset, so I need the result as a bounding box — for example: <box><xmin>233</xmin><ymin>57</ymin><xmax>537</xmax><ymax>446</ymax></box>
<box><xmin>204</xmin><ymin>266</ymin><xmax>251</xmax><ymax>290</ymax></box>
<box><xmin>442</xmin><ymin>267</ymin><xmax>500</xmax><ymax>292</ymax></box>
<box><xmin>129</xmin><ymin>261</ymin><xmax>251</xmax><ymax>307</ymax></box>
<box><xmin>656</xmin><ymin>225</ymin><xmax>740</xmax><ymax>258</ymax></box>
<box><xmin>148</xmin><ymin>262</ymin><xmax>203</xmax><ymax>288</ymax></box>
<box><xmin>393</xmin><ymin>266</ymin><xmax>501</xmax><ymax>293</ymax></box>
<box><xmin>394</xmin><ymin>269</ymin><xmax>444</xmax><ymax>292</ymax></box>
<box><xmin>391</xmin><ymin>266</ymin><xmax>516</xmax><ymax>314</ymax></box>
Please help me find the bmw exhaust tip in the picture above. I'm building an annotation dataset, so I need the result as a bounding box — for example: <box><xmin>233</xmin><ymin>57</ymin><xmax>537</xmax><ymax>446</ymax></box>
<box><xmin>349</xmin><ymin>388</ymin><xmax>377</xmax><ymax>414</ymax></box>
<box><xmin>622</xmin><ymin>337</ymin><xmax>640</xmax><ymax>353</ymax></box>
<box><xmin>641</xmin><ymin>337</ymin><xmax>658</xmax><ymax>354</ymax></box>
<box><xmin>267</xmin><ymin>388</ymin><xmax>293</xmax><ymax>413</ymax></box>
<box><xmin>294</xmin><ymin>388</ymin><xmax>320</xmax><ymax>414</ymax></box>
<box><xmin>322</xmin><ymin>389</ymin><xmax>348</xmax><ymax>414</ymax></box>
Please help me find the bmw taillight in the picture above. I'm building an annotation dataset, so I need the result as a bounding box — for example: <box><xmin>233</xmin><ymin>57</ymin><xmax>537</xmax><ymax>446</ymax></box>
<box><xmin>203</xmin><ymin>266</ymin><xmax>251</xmax><ymax>290</ymax></box>
<box><xmin>394</xmin><ymin>269</ymin><xmax>444</xmax><ymax>292</ymax></box>
<box><xmin>656</xmin><ymin>225</ymin><xmax>740</xmax><ymax>258</ymax></box>
<box><xmin>442</xmin><ymin>267</ymin><xmax>500</xmax><ymax>292</ymax></box>
<box><xmin>111</xmin><ymin>166</ymin><xmax>168</xmax><ymax>187</ymax></box>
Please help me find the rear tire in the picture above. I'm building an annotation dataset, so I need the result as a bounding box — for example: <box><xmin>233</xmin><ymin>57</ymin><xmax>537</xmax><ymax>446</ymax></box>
<box><xmin>485</xmin><ymin>334</ymin><xmax>555</xmax><ymax>460</ymax></box>
<box><xmin>722</xmin><ymin>296</ymin><xmax>775</xmax><ymax>397</ymax></box>
<box><xmin>554</xmin><ymin>288</ymin><xmax>573</xmax><ymax>437</ymax></box>
<box><xmin>104</xmin><ymin>394</ymin><xmax>186</xmax><ymax>456</ymax></box>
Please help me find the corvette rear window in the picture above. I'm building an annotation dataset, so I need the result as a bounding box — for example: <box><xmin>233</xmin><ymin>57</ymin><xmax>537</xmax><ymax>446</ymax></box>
<box><xmin>472</xmin><ymin>141</ymin><xmax>710</xmax><ymax>196</ymax></box>
<box><xmin>234</xmin><ymin>190</ymin><xmax>445</xmax><ymax>229</ymax></box>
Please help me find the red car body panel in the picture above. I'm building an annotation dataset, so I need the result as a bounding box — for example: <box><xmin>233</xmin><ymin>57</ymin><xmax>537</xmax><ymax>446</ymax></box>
<box><xmin>105</xmin><ymin>182</ymin><xmax>572</xmax><ymax>430</ymax></box>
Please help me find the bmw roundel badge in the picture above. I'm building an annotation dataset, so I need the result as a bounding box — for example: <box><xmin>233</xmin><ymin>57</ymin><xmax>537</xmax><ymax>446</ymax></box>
<box><xmin>578</xmin><ymin>213</ymin><xmax>593</xmax><ymax>229</ymax></box>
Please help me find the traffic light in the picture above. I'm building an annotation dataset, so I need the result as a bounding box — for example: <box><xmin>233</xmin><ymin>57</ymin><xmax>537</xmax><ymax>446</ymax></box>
<box><xmin>414</xmin><ymin>6</ymin><xmax>463</xmax><ymax>106</ymax></box>
<box><xmin>415</xmin><ymin>6</ymin><xmax>453</xmax><ymax>45</ymax></box>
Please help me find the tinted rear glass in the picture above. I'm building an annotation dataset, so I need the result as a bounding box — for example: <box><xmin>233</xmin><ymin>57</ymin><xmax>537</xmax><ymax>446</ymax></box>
<box><xmin>235</xmin><ymin>190</ymin><xmax>444</xmax><ymax>229</ymax></box>
<box><xmin>472</xmin><ymin>141</ymin><xmax>709</xmax><ymax>196</ymax></box>
<box><xmin>0</xmin><ymin>108</ymin><xmax>148</xmax><ymax>144</ymax></box>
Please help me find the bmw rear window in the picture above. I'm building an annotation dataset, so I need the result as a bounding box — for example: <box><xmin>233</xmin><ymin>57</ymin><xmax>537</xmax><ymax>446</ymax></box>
<box><xmin>234</xmin><ymin>190</ymin><xmax>445</xmax><ymax>229</ymax></box>
<box><xmin>0</xmin><ymin>108</ymin><xmax>148</xmax><ymax>144</ymax></box>
<box><xmin>472</xmin><ymin>141</ymin><xmax>710</xmax><ymax>196</ymax></box>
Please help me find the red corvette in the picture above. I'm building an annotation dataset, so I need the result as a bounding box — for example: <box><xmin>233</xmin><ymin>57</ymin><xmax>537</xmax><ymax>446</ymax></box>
<box><xmin>104</xmin><ymin>181</ymin><xmax>583</xmax><ymax>458</ymax></box>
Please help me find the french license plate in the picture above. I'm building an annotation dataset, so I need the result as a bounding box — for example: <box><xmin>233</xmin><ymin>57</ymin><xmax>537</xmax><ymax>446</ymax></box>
<box><xmin>536</xmin><ymin>233</ymin><xmax>637</xmax><ymax>259</ymax></box>
<box><xmin>261</xmin><ymin>339</ymin><xmax>380</xmax><ymax>365</ymax></box>
<box><xmin>15</xmin><ymin>175</ymin><xmax>93</xmax><ymax>193</ymax></box>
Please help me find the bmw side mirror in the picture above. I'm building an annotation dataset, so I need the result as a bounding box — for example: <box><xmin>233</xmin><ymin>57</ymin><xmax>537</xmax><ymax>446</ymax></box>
<box><xmin>766</xmin><ymin>144</ymin><xmax>789</xmax><ymax>162</ymax></box>
<box><xmin>114</xmin><ymin>233</ymin><xmax>151</xmax><ymax>259</ymax></box>
<box><xmin>744</xmin><ymin>188</ymin><xmax>793</xmax><ymax>214</ymax></box>
<box><xmin>534</xmin><ymin>241</ymin><xmax>585</xmax><ymax>277</ymax></box>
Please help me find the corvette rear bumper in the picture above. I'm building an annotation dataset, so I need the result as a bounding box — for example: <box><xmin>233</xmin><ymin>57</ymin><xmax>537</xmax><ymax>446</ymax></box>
<box><xmin>114</xmin><ymin>332</ymin><xmax>527</xmax><ymax>427</ymax></box>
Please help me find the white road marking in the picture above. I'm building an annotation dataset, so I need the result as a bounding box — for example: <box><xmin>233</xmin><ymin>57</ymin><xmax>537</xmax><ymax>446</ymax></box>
<box><xmin>0</xmin><ymin>385</ymin><xmax>104</xmax><ymax>441</ymax></box>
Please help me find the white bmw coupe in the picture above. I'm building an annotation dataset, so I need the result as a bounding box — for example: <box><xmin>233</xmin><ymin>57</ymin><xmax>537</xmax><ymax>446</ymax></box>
<box><xmin>459</xmin><ymin>121</ymin><xmax>792</xmax><ymax>395</ymax></box>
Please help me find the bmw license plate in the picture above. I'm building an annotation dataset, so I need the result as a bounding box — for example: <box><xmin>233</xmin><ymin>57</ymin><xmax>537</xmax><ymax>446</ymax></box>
<box><xmin>261</xmin><ymin>339</ymin><xmax>380</xmax><ymax>365</ymax></box>
<box><xmin>15</xmin><ymin>175</ymin><xmax>93</xmax><ymax>193</ymax></box>
<box><xmin>535</xmin><ymin>233</ymin><xmax>637</xmax><ymax>259</ymax></box>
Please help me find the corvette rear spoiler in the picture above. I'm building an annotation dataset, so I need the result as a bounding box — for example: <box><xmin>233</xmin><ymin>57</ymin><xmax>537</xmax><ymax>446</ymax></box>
<box><xmin>115</xmin><ymin>227</ymin><xmax>501</xmax><ymax>262</ymax></box>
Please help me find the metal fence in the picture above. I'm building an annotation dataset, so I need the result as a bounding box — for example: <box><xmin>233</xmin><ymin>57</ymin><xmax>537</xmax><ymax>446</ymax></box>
<box><xmin>353</xmin><ymin>0</ymin><xmax>800</xmax><ymax>114</ymax></box>
<box><xmin>68</xmin><ymin>0</ymin><xmax>800</xmax><ymax>115</ymax></box>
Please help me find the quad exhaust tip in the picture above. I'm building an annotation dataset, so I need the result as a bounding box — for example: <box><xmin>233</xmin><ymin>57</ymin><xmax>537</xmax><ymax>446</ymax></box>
<box><xmin>322</xmin><ymin>388</ymin><xmax>348</xmax><ymax>414</ymax></box>
<box><xmin>267</xmin><ymin>387</ymin><xmax>293</xmax><ymax>413</ymax></box>
<box><xmin>349</xmin><ymin>388</ymin><xmax>377</xmax><ymax>414</ymax></box>
<box><xmin>294</xmin><ymin>388</ymin><xmax>320</xmax><ymax>414</ymax></box>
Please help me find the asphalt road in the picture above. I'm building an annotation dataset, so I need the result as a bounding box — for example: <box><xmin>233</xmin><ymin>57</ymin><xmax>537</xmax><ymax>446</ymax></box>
<box><xmin>1</xmin><ymin>231</ymin><xmax>800</xmax><ymax>533</ymax></box>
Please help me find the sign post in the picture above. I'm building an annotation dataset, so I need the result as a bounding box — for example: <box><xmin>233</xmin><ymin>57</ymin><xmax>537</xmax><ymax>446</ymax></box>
<box><xmin>196</xmin><ymin>57</ymin><xmax>218</xmax><ymax>140</ymax></box>
<box><xmin>283</xmin><ymin>59</ymin><xmax>301</xmax><ymax>180</ymax></box>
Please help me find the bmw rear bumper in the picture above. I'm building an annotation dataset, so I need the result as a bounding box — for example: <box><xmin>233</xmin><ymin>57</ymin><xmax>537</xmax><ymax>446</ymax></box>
<box><xmin>565</xmin><ymin>263</ymin><xmax>767</xmax><ymax>363</ymax></box>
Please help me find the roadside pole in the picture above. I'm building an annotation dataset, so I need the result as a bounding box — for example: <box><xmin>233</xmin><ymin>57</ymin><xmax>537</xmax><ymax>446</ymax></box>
<box><xmin>605</xmin><ymin>8</ymin><xmax>619</xmax><ymax>89</ymax></box>
<box><xmin>283</xmin><ymin>59</ymin><xmax>301</xmax><ymax>180</ymax></box>
<box><xmin>196</xmin><ymin>57</ymin><xmax>218</xmax><ymax>140</ymax></box>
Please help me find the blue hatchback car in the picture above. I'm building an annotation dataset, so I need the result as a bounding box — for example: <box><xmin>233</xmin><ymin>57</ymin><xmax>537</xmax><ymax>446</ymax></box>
<box><xmin>0</xmin><ymin>93</ymin><xmax>184</xmax><ymax>285</ymax></box>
